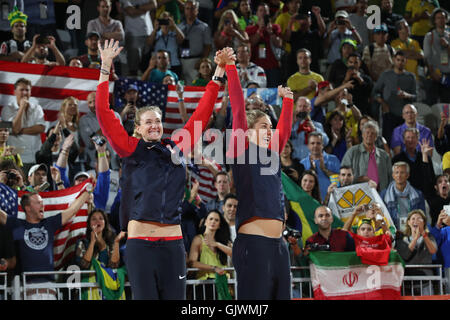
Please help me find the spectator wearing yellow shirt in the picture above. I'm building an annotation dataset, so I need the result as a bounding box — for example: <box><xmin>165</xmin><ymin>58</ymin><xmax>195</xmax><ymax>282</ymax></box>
<box><xmin>443</xmin><ymin>151</ymin><xmax>450</xmax><ymax>173</ymax></box>
<box><xmin>275</xmin><ymin>0</ymin><xmax>301</xmax><ymax>54</ymax></box>
<box><xmin>404</xmin><ymin>0</ymin><xmax>439</xmax><ymax>47</ymax></box>
<box><xmin>391</xmin><ymin>19</ymin><xmax>424</xmax><ymax>78</ymax></box>
<box><xmin>0</xmin><ymin>126</ymin><xmax>22</xmax><ymax>168</ymax></box>
<box><xmin>287</xmin><ymin>48</ymin><xmax>324</xmax><ymax>101</ymax></box>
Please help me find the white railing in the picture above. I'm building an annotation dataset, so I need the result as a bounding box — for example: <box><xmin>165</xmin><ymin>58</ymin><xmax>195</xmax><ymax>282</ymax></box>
<box><xmin>2</xmin><ymin>265</ymin><xmax>446</xmax><ymax>300</ymax></box>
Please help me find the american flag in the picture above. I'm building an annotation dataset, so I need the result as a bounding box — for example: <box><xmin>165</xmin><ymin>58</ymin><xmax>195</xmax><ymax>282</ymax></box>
<box><xmin>17</xmin><ymin>180</ymin><xmax>92</xmax><ymax>270</ymax></box>
<box><xmin>0</xmin><ymin>61</ymin><xmax>115</xmax><ymax>123</ymax></box>
<box><xmin>189</xmin><ymin>160</ymin><xmax>223</xmax><ymax>203</ymax></box>
<box><xmin>0</xmin><ymin>184</ymin><xmax>18</xmax><ymax>216</ymax></box>
<box><xmin>114</xmin><ymin>78</ymin><xmax>225</xmax><ymax>138</ymax></box>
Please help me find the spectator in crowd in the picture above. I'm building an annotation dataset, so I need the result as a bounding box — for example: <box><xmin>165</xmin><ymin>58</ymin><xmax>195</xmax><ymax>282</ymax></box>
<box><xmin>324</xmin><ymin>110</ymin><xmax>353</xmax><ymax>162</ymax></box>
<box><xmin>188</xmin><ymin>210</ymin><xmax>232</xmax><ymax>298</ymax></box>
<box><xmin>0</xmin><ymin>125</ymin><xmax>22</xmax><ymax>169</ymax></box>
<box><xmin>236</xmin><ymin>0</ymin><xmax>257</xmax><ymax>31</ymax></box>
<box><xmin>0</xmin><ymin>0</ymin><xmax>23</xmax><ymax>40</ymax></box>
<box><xmin>396</xmin><ymin>209</ymin><xmax>437</xmax><ymax>295</ymax></box>
<box><xmin>222</xmin><ymin>193</ymin><xmax>238</xmax><ymax>242</ymax></box>
<box><xmin>391</xmin><ymin>19</ymin><xmax>424</xmax><ymax>79</ymax></box>
<box><xmin>342</xmin><ymin>52</ymin><xmax>373</xmax><ymax>115</ymax></box>
<box><xmin>290</xmin><ymin>96</ymin><xmax>329</xmax><ymax>160</ymax></box>
<box><xmin>423</xmin><ymin>173</ymin><xmax>450</xmax><ymax>226</ymax></box>
<box><xmin>245</xmin><ymin>94</ymin><xmax>278</xmax><ymax>127</ymax></box>
<box><xmin>300</xmin><ymin>170</ymin><xmax>322</xmax><ymax>204</ymax></box>
<box><xmin>118</xmin><ymin>84</ymin><xmax>140</xmax><ymax>136</ymax></box>
<box><xmin>323</xmin><ymin>165</ymin><xmax>357</xmax><ymax>205</ymax></box>
<box><xmin>280</xmin><ymin>139</ymin><xmax>305</xmax><ymax>186</ymax></box>
<box><xmin>391</xmin><ymin>104</ymin><xmax>434</xmax><ymax>155</ymax></box>
<box><xmin>373</xmin><ymin>50</ymin><xmax>416</xmax><ymax>145</ymax></box>
<box><xmin>310</xmin><ymin>80</ymin><xmax>354</xmax><ymax>125</ymax></box>
<box><xmin>87</xmin><ymin>0</ymin><xmax>125</xmax><ymax>42</ymax></box>
<box><xmin>287</xmin><ymin>48</ymin><xmax>324</xmax><ymax>101</ymax></box>
<box><xmin>404</xmin><ymin>0</ymin><xmax>438</xmax><ymax>47</ymax></box>
<box><xmin>75</xmin><ymin>208</ymin><xmax>126</xmax><ymax>269</ymax></box>
<box><xmin>68</xmin><ymin>57</ymin><xmax>83</xmax><ymax>68</ymax></box>
<box><xmin>205</xmin><ymin>172</ymin><xmax>231</xmax><ymax>214</ymax></box>
<box><xmin>380</xmin><ymin>162</ymin><xmax>426</xmax><ymax>232</ymax></box>
<box><xmin>380</xmin><ymin>0</ymin><xmax>404</xmax><ymax>43</ymax></box>
<box><xmin>214</xmin><ymin>9</ymin><xmax>249</xmax><ymax>51</ymax></box>
<box><xmin>0</xmin><ymin>6</ymin><xmax>31</xmax><ymax>62</ymax></box>
<box><xmin>305</xmin><ymin>206</ymin><xmax>355</xmax><ymax>253</ymax></box>
<box><xmin>326</xmin><ymin>10</ymin><xmax>362</xmax><ymax>65</ymax></box>
<box><xmin>436</xmin><ymin>110</ymin><xmax>450</xmax><ymax>156</ymax></box>
<box><xmin>342</xmin><ymin>120</ymin><xmax>392</xmax><ymax>191</ymax></box>
<box><xmin>79</xmin><ymin>92</ymin><xmax>122</xmax><ymax>170</ymax></box>
<box><xmin>236</xmin><ymin>44</ymin><xmax>267</xmax><ymax>88</ymax></box>
<box><xmin>430</xmin><ymin>210</ymin><xmax>450</xmax><ymax>293</ymax></box>
<box><xmin>349</xmin><ymin>0</ymin><xmax>371</xmax><ymax>51</ymax></box>
<box><xmin>362</xmin><ymin>23</ymin><xmax>395</xmax><ymax>82</ymax></box>
<box><xmin>141</xmin><ymin>49</ymin><xmax>179</xmax><ymax>83</ymax></box>
<box><xmin>356</xmin><ymin>116</ymin><xmax>391</xmax><ymax>155</ymax></box>
<box><xmin>21</xmin><ymin>34</ymin><xmax>65</xmax><ymax>66</ymax></box>
<box><xmin>300</xmin><ymin>132</ymin><xmax>341</xmax><ymax>201</ymax></box>
<box><xmin>146</xmin><ymin>11</ymin><xmax>184</xmax><ymax>76</ymax></box>
<box><xmin>285</xmin><ymin>8</ymin><xmax>326</xmax><ymax>75</ymax></box>
<box><xmin>246</xmin><ymin>2</ymin><xmax>283</xmax><ymax>87</ymax></box>
<box><xmin>0</xmin><ymin>159</ymin><xmax>25</xmax><ymax>193</ymax></box>
<box><xmin>331</xmin><ymin>88</ymin><xmax>362</xmax><ymax>142</ymax></box>
<box><xmin>423</xmin><ymin>8</ymin><xmax>450</xmax><ymax>105</ymax></box>
<box><xmin>121</xmin><ymin>0</ymin><xmax>157</xmax><ymax>77</ymax></box>
<box><xmin>1</xmin><ymin>78</ymin><xmax>45</xmax><ymax>175</ymax></box>
<box><xmin>27</xmin><ymin>163</ymin><xmax>63</xmax><ymax>192</ymax></box>
<box><xmin>56</xmin><ymin>135</ymin><xmax>111</xmax><ymax>211</ymax></box>
<box><xmin>328</xmin><ymin>38</ymin><xmax>358</xmax><ymax>89</ymax></box>
<box><xmin>275</xmin><ymin>0</ymin><xmax>302</xmax><ymax>56</ymax></box>
<box><xmin>78</xmin><ymin>31</ymin><xmax>119</xmax><ymax>80</ymax></box>
<box><xmin>192</xmin><ymin>58</ymin><xmax>214</xmax><ymax>86</ymax></box>
<box><xmin>178</xmin><ymin>0</ymin><xmax>212</xmax><ymax>85</ymax></box>
<box><xmin>0</xmin><ymin>189</ymin><xmax>92</xmax><ymax>299</ymax></box>
<box><xmin>392</xmin><ymin>128</ymin><xmax>435</xmax><ymax>194</ymax></box>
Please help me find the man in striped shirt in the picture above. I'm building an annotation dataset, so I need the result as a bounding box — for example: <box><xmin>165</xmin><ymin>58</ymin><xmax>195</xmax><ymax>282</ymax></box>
<box><xmin>235</xmin><ymin>44</ymin><xmax>267</xmax><ymax>88</ymax></box>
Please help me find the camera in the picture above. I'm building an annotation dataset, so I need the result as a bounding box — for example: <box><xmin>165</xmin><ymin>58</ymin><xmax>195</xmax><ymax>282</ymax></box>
<box><xmin>296</xmin><ymin>111</ymin><xmax>308</xmax><ymax>121</ymax></box>
<box><xmin>91</xmin><ymin>135</ymin><xmax>106</xmax><ymax>146</ymax></box>
<box><xmin>308</xmin><ymin>243</ymin><xmax>331</xmax><ymax>252</ymax></box>
<box><xmin>336</xmin><ymin>19</ymin><xmax>346</xmax><ymax>26</ymax></box>
<box><xmin>158</xmin><ymin>18</ymin><xmax>169</xmax><ymax>26</ymax></box>
<box><xmin>283</xmin><ymin>228</ymin><xmax>301</xmax><ymax>240</ymax></box>
<box><xmin>6</xmin><ymin>171</ymin><xmax>17</xmax><ymax>181</ymax></box>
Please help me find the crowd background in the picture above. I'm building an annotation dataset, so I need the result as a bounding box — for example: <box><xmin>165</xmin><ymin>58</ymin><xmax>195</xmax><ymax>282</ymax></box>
<box><xmin>1</xmin><ymin>0</ymin><xmax>450</xmax><ymax>299</ymax></box>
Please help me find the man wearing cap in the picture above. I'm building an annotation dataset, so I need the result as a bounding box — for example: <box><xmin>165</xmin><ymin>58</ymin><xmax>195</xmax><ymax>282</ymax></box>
<box><xmin>78</xmin><ymin>31</ymin><xmax>118</xmax><ymax>80</ymax></box>
<box><xmin>20</xmin><ymin>33</ymin><xmax>65</xmax><ymax>66</ymax></box>
<box><xmin>328</xmin><ymin>38</ymin><xmax>358</xmax><ymax>87</ymax></box>
<box><xmin>86</xmin><ymin>0</ymin><xmax>125</xmax><ymax>42</ymax></box>
<box><xmin>362</xmin><ymin>23</ymin><xmax>395</xmax><ymax>81</ymax></box>
<box><xmin>1</xmin><ymin>78</ymin><xmax>45</xmax><ymax>175</ymax></box>
<box><xmin>116</xmin><ymin>84</ymin><xmax>140</xmax><ymax>136</ymax></box>
<box><xmin>326</xmin><ymin>10</ymin><xmax>362</xmax><ymax>64</ymax></box>
<box><xmin>0</xmin><ymin>5</ymin><xmax>31</xmax><ymax>62</ymax></box>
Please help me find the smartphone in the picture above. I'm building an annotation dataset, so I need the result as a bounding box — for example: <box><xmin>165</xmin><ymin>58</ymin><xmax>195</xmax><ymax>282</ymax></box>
<box><xmin>0</xmin><ymin>121</ymin><xmax>12</xmax><ymax>129</ymax></box>
<box><xmin>39</xmin><ymin>181</ymin><xmax>50</xmax><ymax>191</ymax></box>
<box><xmin>263</xmin><ymin>15</ymin><xmax>270</xmax><ymax>26</ymax></box>
<box><xmin>444</xmin><ymin>205</ymin><xmax>450</xmax><ymax>216</ymax></box>
<box><xmin>158</xmin><ymin>19</ymin><xmax>169</xmax><ymax>26</ymax></box>
<box><xmin>91</xmin><ymin>135</ymin><xmax>106</xmax><ymax>146</ymax></box>
<box><xmin>444</xmin><ymin>104</ymin><xmax>449</xmax><ymax>118</ymax></box>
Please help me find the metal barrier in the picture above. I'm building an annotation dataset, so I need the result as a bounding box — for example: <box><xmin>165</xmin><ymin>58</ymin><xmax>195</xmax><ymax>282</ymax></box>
<box><xmin>401</xmin><ymin>265</ymin><xmax>444</xmax><ymax>296</ymax></box>
<box><xmin>0</xmin><ymin>273</ymin><xmax>7</xmax><ymax>300</ymax></box>
<box><xmin>3</xmin><ymin>264</ymin><xmax>446</xmax><ymax>300</ymax></box>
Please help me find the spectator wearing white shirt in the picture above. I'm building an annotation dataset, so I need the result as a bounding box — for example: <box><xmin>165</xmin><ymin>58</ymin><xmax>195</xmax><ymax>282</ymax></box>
<box><xmin>1</xmin><ymin>78</ymin><xmax>45</xmax><ymax>176</ymax></box>
<box><xmin>120</xmin><ymin>0</ymin><xmax>157</xmax><ymax>77</ymax></box>
<box><xmin>236</xmin><ymin>44</ymin><xmax>267</xmax><ymax>88</ymax></box>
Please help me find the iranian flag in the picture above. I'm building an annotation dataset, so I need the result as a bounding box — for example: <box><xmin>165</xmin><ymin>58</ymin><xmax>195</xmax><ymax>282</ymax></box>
<box><xmin>310</xmin><ymin>251</ymin><xmax>405</xmax><ymax>300</ymax></box>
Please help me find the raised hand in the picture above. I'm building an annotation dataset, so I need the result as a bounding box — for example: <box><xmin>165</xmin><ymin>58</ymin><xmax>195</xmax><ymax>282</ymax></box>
<box><xmin>98</xmin><ymin>39</ymin><xmax>123</xmax><ymax>63</ymax></box>
<box><xmin>419</xmin><ymin>138</ymin><xmax>433</xmax><ymax>155</ymax></box>
<box><xmin>278</xmin><ymin>85</ymin><xmax>293</xmax><ymax>100</ymax></box>
<box><xmin>214</xmin><ymin>47</ymin><xmax>236</xmax><ymax>67</ymax></box>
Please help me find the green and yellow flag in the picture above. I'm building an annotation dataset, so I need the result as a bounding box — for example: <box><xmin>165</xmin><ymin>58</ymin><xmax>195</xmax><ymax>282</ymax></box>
<box><xmin>281</xmin><ymin>172</ymin><xmax>343</xmax><ymax>245</ymax></box>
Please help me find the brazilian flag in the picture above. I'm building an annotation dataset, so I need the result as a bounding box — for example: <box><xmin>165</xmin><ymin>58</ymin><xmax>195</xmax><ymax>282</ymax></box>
<box><xmin>281</xmin><ymin>172</ymin><xmax>343</xmax><ymax>246</ymax></box>
<box><xmin>81</xmin><ymin>259</ymin><xmax>127</xmax><ymax>300</ymax></box>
